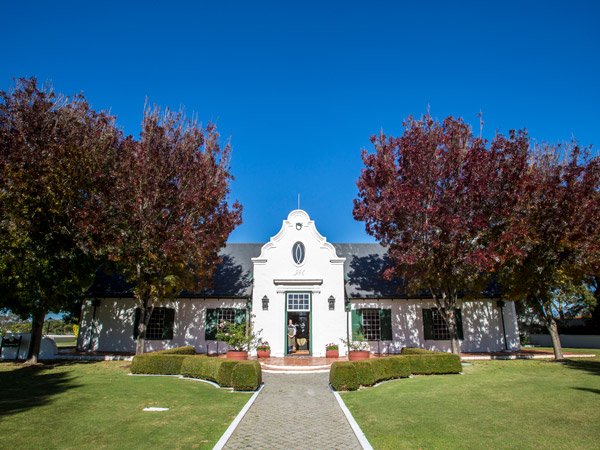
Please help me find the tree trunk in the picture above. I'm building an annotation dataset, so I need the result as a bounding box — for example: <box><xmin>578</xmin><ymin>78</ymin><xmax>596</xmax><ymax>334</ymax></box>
<box><xmin>134</xmin><ymin>300</ymin><xmax>154</xmax><ymax>355</ymax></box>
<box><xmin>435</xmin><ymin>291</ymin><xmax>461</xmax><ymax>356</ymax></box>
<box><xmin>26</xmin><ymin>311</ymin><xmax>46</xmax><ymax>363</ymax></box>
<box><xmin>544</xmin><ymin>305</ymin><xmax>564</xmax><ymax>360</ymax></box>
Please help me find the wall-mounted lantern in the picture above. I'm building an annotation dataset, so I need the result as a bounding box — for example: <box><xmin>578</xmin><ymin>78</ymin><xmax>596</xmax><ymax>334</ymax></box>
<box><xmin>262</xmin><ymin>295</ymin><xmax>269</xmax><ymax>311</ymax></box>
<box><xmin>328</xmin><ymin>295</ymin><xmax>335</xmax><ymax>310</ymax></box>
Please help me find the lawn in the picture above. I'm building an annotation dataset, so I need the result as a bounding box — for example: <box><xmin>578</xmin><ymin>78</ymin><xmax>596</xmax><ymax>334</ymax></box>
<box><xmin>341</xmin><ymin>348</ymin><xmax>600</xmax><ymax>450</ymax></box>
<box><xmin>0</xmin><ymin>361</ymin><xmax>251</xmax><ymax>450</ymax></box>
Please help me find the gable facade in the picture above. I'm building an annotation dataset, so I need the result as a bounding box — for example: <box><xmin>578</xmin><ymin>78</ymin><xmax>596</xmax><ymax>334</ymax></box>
<box><xmin>77</xmin><ymin>209</ymin><xmax>520</xmax><ymax>355</ymax></box>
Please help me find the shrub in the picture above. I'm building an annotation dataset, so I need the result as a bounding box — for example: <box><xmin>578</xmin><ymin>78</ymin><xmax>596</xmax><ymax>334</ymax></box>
<box><xmin>330</xmin><ymin>352</ymin><xmax>460</xmax><ymax>391</ymax></box>
<box><xmin>401</xmin><ymin>347</ymin><xmax>447</xmax><ymax>355</ymax></box>
<box><xmin>180</xmin><ymin>355</ymin><xmax>216</xmax><ymax>381</ymax></box>
<box><xmin>130</xmin><ymin>354</ymin><xmax>188</xmax><ymax>375</ymax></box>
<box><xmin>131</xmin><ymin>350</ymin><xmax>262</xmax><ymax>391</ymax></box>
<box><xmin>232</xmin><ymin>360</ymin><xmax>262</xmax><ymax>391</ymax></box>
<box><xmin>330</xmin><ymin>362</ymin><xmax>359</xmax><ymax>391</ymax></box>
<box><xmin>387</xmin><ymin>356</ymin><xmax>411</xmax><ymax>378</ymax></box>
<box><xmin>355</xmin><ymin>360</ymin><xmax>376</xmax><ymax>387</ymax></box>
<box><xmin>152</xmin><ymin>346</ymin><xmax>197</xmax><ymax>355</ymax></box>
<box><xmin>372</xmin><ymin>356</ymin><xmax>399</xmax><ymax>380</ymax></box>
<box><xmin>402</xmin><ymin>354</ymin><xmax>462</xmax><ymax>374</ymax></box>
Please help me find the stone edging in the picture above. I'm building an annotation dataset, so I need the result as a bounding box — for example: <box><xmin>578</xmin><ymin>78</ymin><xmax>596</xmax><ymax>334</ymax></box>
<box><xmin>329</xmin><ymin>384</ymin><xmax>374</xmax><ymax>450</ymax></box>
<box><xmin>213</xmin><ymin>383</ymin><xmax>265</xmax><ymax>450</ymax></box>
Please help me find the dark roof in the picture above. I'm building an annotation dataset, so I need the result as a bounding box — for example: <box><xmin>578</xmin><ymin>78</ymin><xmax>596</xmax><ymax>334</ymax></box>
<box><xmin>86</xmin><ymin>242</ymin><xmax>501</xmax><ymax>299</ymax></box>
<box><xmin>86</xmin><ymin>244</ymin><xmax>261</xmax><ymax>298</ymax></box>
<box><xmin>332</xmin><ymin>243</ymin><xmax>405</xmax><ymax>298</ymax></box>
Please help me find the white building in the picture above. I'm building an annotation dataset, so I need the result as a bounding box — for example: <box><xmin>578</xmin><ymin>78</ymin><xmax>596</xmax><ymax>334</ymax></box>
<box><xmin>78</xmin><ymin>209</ymin><xmax>520</xmax><ymax>356</ymax></box>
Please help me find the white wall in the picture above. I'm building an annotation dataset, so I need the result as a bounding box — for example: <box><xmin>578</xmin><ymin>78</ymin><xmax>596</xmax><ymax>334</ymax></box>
<box><xmin>349</xmin><ymin>299</ymin><xmax>520</xmax><ymax>353</ymax></box>
<box><xmin>78</xmin><ymin>209</ymin><xmax>521</xmax><ymax>355</ymax></box>
<box><xmin>78</xmin><ymin>297</ymin><xmax>247</xmax><ymax>353</ymax></box>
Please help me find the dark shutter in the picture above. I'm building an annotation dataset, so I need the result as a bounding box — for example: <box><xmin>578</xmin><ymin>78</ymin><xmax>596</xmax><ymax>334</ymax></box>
<box><xmin>380</xmin><ymin>309</ymin><xmax>392</xmax><ymax>341</ymax></box>
<box><xmin>423</xmin><ymin>308</ymin><xmax>434</xmax><ymax>340</ymax></box>
<box><xmin>133</xmin><ymin>308</ymin><xmax>141</xmax><ymax>339</ymax></box>
<box><xmin>205</xmin><ymin>308</ymin><xmax>218</xmax><ymax>340</ymax></box>
<box><xmin>455</xmin><ymin>308</ymin><xmax>464</xmax><ymax>340</ymax></box>
<box><xmin>162</xmin><ymin>308</ymin><xmax>175</xmax><ymax>340</ymax></box>
<box><xmin>351</xmin><ymin>309</ymin><xmax>363</xmax><ymax>339</ymax></box>
<box><xmin>235</xmin><ymin>308</ymin><xmax>247</xmax><ymax>325</ymax></box>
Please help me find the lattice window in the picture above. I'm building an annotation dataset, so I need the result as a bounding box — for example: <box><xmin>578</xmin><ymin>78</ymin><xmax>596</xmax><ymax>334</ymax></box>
<box><xmin>432</xmin><ymin>309</ymin><xmax>451</xmax><ymax>340</ymax></box>
<box><xmin>362</xmin><ymin>309</ymin><xmax>381</xmax><ymax>340</ymax></box>
<box><xmin>146</xmin><ymin>308</ymin><xmax>166</xmax><ymax>340</ymax></box>
<box><xmin>218</xmin><ymin>309</ymin><xmax>236</xmax><ymax>324</ymax></box>
<box><xmin>287</xmin><ymin>293</ymin><xmax>310</xmax><ymax>311</ymax></box>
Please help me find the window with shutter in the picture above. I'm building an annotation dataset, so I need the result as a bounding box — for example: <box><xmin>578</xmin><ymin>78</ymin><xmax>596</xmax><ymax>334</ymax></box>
<box><xmin>422</xmin><ymin>308</ymin><xmax>464</xmax><ymax>340</ymax></box>
<box><xmin>205</xmin><ymin>308</ymin><xmax>247</xmax><ymax>340</ymax></box>
<box><xmin>133</xmin><ymin>307</ymin><xmax>175</xmax><ymax>341</ymax></box>
<box><xmin>380</xmin><ymin>309</ymin><xmax>393</xmax><ymax>341</ymax></box>
<box><xmin>351</xmin><ymin>309</ymin><xmax>363</xmax><ymax>339</ymax></box>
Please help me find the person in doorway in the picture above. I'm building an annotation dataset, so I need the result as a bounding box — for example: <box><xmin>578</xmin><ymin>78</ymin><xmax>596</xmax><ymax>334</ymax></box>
<box><xmin>287</xmin><ymin>319</ymin><xmax>296</xmax><ymax>354</ymax></box>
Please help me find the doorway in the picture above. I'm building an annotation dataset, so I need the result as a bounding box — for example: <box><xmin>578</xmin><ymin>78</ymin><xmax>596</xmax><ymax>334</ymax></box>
<box><xmin>285</xmin><ymin>291</ymin><xmax>312</xmax><ymax>356</ymax></box>
<box><xmin>287</xmin><ymin>311</ymin><xmax>310</xmax><ymax>356</ymax></box>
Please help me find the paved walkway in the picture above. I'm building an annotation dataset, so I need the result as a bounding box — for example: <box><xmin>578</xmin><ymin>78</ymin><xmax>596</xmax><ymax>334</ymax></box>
<box><xmin>223</xmin><ymin>372</ymin><xmax>362</xmax><ymax>450</ymax></box>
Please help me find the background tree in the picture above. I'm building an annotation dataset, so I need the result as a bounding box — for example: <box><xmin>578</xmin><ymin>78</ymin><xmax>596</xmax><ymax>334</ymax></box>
<box><xmin>0</xmin><ymin>78</ymin><xmax>120</xmax><ymax>362</ymax></box>
<box><xmin>500</xmin><ymin>142</ymin><xmax>600</xmax><ymax>359</ymax></box>
<box><xmin>354</xmin><ymin>115</ymin><xmax>529</xmax><ymax>354</ymax></box>
<box><xmin>104</xmin><ymin>105</ymin><xmax>242</xmax><ymax>355</ymax></box>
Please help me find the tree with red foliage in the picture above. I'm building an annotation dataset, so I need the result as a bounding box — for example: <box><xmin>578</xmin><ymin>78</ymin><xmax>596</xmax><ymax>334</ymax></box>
<box><xmin>104</xmin><ymin>105</ymin><xmax>242</xmax><ymax>355</ymax></box>
<box><xmin>0</xmin><ymin>78</ymin><xmax>120</xmax><ymax>362</ymax></box>
<box><xmin>500</xmin><ymin>142</ymin><xmax>600</xmax><ymax>359</ymax></box>
<box><xmin>354</xmin><ymin>115</ymin><xmax>530</xmax><ymax>355</ymax></box>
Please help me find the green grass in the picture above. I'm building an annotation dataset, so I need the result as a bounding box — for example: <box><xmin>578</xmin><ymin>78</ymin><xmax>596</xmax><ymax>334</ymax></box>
<box><xmin>0</xmin><ymin>361</ymin><xmax>251</xmax><ymax>450</ymax></box>
<box><xmin>341</xmin><ymin>349</ymin><xmax>600</xmax><ymax>450</ymax></box>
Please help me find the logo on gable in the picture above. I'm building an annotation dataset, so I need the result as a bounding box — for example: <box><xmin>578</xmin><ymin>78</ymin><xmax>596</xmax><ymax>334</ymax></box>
<box><xmin>296</xmin><ymin>222</ymin><xmax>302</xmax><ymax>230</ymax></box>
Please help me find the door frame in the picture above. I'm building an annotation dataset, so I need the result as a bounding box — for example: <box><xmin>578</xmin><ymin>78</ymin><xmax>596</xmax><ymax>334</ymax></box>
<box><xmin>284</xmin><ymin>291</ymin><xmax>312</xmax><ymax>356</ymax></box>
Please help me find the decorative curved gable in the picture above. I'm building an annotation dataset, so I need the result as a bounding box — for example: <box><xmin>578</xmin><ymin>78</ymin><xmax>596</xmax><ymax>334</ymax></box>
<box><xmin>252</xmin><ymin>209</ymin><xmax>345</xmax><ymax>264</ymax></box>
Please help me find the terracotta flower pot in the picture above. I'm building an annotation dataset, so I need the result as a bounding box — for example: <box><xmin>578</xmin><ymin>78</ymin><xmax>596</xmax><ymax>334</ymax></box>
<box><xmin>326</xmin><ymin>350</ymin><xmax>339</xmax><ymax>358</ymax></box>
<box><xmin>256</xmin><ymin>350</ymin><xmax>271</xmax><ymax>358</ymax></box>
<box><xmin>226</xmin><ymin>350</ymin><xmax>248</xmax><ymax>360</ymax></box>
<box><xmin>348</xmin><ymin>350</ymin><xmax>370</xmax><ymax>361</ymax></box>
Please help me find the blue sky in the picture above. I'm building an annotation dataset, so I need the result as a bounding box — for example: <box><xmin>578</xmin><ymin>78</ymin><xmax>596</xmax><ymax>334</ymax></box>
<box><xmin>2</xmin><ymin>1</ymin><xmax>598</xmax><ymax>244</ymax></box>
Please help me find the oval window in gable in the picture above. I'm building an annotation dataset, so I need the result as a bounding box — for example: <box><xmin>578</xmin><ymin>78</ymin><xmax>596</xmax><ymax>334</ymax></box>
<box><xmin>292</xmin><ymin>242</ymin><xmax>305</xmax><ymax>265</ymax></box>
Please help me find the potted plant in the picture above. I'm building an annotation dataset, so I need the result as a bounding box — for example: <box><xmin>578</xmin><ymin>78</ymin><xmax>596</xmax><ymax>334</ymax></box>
<box><xmin>342</xmin><ymin>334</ymin><xmax>371</xmax><ymax>361</ymax></box>
<box><xmin>325</xmin><ymin>342</ymin><xmax>339</xmax><ymax>358</ymax></box>
<box><xmin>214</xmin><ymin>318</ymin><xmax>260</xmax><ymax>360</ymax></box>
<box><xmin>256</xmin><ymin>340</ymin><xmax>271</xmax><ymax>358</ymax></box>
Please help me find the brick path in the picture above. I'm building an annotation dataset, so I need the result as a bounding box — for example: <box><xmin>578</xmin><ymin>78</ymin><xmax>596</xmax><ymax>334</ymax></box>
<box><xmin>223</xmin><ymin>372</ymin><xmax>362</xmax><ymax>450</ymax></box>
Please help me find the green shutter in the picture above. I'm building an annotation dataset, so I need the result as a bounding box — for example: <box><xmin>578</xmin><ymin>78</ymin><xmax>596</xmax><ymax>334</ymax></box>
<box><xmin>235</xmin><ymin>308</ymin><xmax>247</xmax><ymax>325</ymax></box>
<box><xmin>133</xmin><ymin>308</ymin><xmax>141</xmax><ymax>339</ymax></box>
<box><xmin>380</xmin><ymin>309</ymin><xmax>392</xmax><ymax>340</ymax></box>
<box><xmin>162</xmin><ymin>308</ymin><xmax>175</xmax><ymax>340</ymax></box>
<box><xmin>351</xmin><ymin>309</ymin><xmax>363</xmax><ymax>339</ymax></box>
<box><xmin>423</xmin><ymin>308</ymin><xmax>434</xmax><ymax>340</ymax></box>
<box><xmin>455</xmin><ymin>308</ymin><xmax>464</xmax><ymax>340</ymax></box>
<box><xmin>205</xmin><ymin>308</ymin><xmax>218</xmax><ymax>340</ymax></box>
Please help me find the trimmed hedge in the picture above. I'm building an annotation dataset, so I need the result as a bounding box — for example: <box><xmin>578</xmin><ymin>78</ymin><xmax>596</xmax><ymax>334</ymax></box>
<box><xmin>232</xmin><ymin>361</ymin><xmax>262</xmax><ymax>391</ymax></box>
<box><xmin>150</xmin><ymin>346</ymin><xmax>197</xmax><ymax>355</ymax></box>
<box><xmin>401</xmin><ymin>347</ymin><xmax>447</xmax><ymax>355</ymax></box>
<box><xmin>329</xmin><ymin>348</ymin><xmax>461</xmax><ymax>391</ymax></box>
<box><xmin>130</xmin><ymin>347</ymin><xmax>262</xmax><ymax>391</ymax></box>
<box><xmin>130</xmin><ymin>354</ymin><xmax>189</xmax><ymax>375</ymax></box>
<box><xmin>329</xmin><ymin>362</ymin><xmax>359</xmax><ymax>391</ymax></box>
<box><xmin>403</xmin><ymin>354</ymin><xmax>461</xmax><ymax>374</ymax></box>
